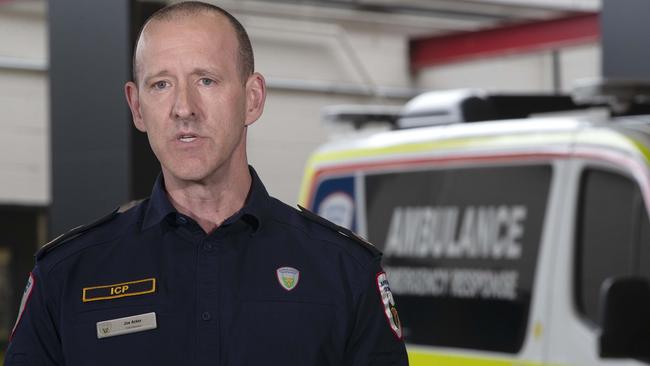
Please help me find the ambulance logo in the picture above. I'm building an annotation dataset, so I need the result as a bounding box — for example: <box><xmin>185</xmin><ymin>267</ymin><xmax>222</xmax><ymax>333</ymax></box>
<box><xmin>318</xmin><ymin>192</ymin><xmax>355</xmax><ymax>229</ymax></box>
<box><xmin>377</xmin><ymin>272</ymin><xmax>403</xmax><ymax>339</ymax></box>
<box><xmin>277</xmin><ymin>267</ymin><xmax>300</xmax><ymax>291</ymax></box>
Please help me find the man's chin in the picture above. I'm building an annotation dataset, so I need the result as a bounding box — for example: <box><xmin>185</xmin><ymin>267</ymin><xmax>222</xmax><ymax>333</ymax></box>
<box><xmin>163</xmin><ymin>167</ymin><xmax>212</xmax><ymax>184</ymax></box>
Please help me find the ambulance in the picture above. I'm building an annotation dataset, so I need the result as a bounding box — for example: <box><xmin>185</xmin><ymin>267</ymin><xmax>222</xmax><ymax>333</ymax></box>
<box><xmin>298</xmin><ymin>87</ymin><xmax>650</xmax><ymax>365</ymax></box>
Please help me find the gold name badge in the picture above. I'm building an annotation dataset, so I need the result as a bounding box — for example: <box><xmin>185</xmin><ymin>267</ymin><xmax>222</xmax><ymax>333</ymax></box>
<box><xmin>82</xmin><ymin>278</ymin><xmax>156</xmax><ymax>303</ymax></box>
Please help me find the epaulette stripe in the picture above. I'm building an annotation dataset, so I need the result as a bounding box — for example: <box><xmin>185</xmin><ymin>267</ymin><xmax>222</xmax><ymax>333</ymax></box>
<box><xmin>118</xmin><ymin>199</ymin><xmax>144</xmax><ymax>214</ymax></box>
<box><xmin>35</xmin><ymin>207</ymin><xmax>120</xmax><ymax>260</ymax></box>
<box><xmin>297</xmin><ymin>205</ymin><xmax>381</xmax><ymax>257</ymax></box>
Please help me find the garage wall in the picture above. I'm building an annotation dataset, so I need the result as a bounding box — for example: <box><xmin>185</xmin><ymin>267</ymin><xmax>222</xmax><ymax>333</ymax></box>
<box><xmin>416</xmin><ymin>43</ymin><xmax>601</xmax><ymax>94</ymax></box>
<box><xmin>0</xmin><ymin>1</ymin><xmax>602</xmax><ymax>208</ymax></box>
<box><xmin>0</xmin><ymin>5</ymin><xmax>49</xmax><ymax>206</ymax></box>
<box><xmin>0</xmin><ymin>2</ymin><xmax>414</xmax><ymax>208</ymax></box>
<box><xmin>559</xmin><ymin>44</ymin><xmax>601</xmax><ymax>92</ymax></box>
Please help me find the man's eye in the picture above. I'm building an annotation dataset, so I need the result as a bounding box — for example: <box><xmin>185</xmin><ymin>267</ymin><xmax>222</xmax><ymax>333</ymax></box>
<box><xmin>152</xmin><ymin>81</ymin><xmax>168</xmax><ymax>90</ymax></box>
<box><xmin>200</xmin><ymin>78</ymin><xmax>214</xmax><ymax>86</ymax></box>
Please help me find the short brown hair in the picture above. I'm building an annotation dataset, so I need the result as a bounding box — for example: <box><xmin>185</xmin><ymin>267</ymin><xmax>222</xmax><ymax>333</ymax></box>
<box><xmin>132</xmin><ymin>1</ymin><xmax>254</xmax><ymax>84</ymax></box>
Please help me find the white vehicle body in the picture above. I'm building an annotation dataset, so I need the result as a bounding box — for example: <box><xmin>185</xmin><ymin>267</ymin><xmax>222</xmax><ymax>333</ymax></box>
<box><xmin>299</xmin><ymin>91</ymin><xmax>650</xmax><ymax>366</ymax></box>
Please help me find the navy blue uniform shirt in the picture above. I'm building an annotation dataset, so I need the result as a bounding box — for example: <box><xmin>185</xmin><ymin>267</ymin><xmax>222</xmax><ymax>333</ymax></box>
<box><xmin>5</xmin><ymin>168</ymin><xmax>408</xmax><ymax>365</ymax></box>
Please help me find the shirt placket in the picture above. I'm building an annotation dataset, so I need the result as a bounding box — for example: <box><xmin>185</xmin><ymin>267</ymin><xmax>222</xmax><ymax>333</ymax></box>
<box><xmin>196</xmin><ymin>232</ymin><xmax>221</xmax><ymax>365</ymax></box>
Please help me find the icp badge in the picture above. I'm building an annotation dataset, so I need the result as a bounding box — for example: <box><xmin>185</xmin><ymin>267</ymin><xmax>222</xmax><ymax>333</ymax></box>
<box><xmin>276</xmin><ymin>267</ymin><xmax>300</xmax><ymax>291</ymax></box>
<box><xmin>377</xmin><ymin>272</ymin><xmax>402</xmax><ymax>339</ymax></box>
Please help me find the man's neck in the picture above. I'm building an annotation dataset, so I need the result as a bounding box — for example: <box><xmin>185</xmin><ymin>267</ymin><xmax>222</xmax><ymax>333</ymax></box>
<box><xmin>163</xmin><ymin>165</ymin><xmax>252</xmax><ymax>234</ymax></box>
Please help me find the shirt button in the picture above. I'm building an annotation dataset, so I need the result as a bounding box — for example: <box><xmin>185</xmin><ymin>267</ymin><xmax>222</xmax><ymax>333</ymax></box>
<box><xmin>203</xmin><ymin>242</ymin><xmax>213</xmax><ymax>251</ymax></box>
<box><xmin>177</xmin><ymin>216</ymin><xmax>188</xmax><ymax>225</ymax></box>
<box><xmin>201</xmin><ymin>312</ymin><xmax>211</xmax><ymax>321</ymax></box>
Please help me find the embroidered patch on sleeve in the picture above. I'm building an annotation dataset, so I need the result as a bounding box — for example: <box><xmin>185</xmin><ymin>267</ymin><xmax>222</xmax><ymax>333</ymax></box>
<box><xmin>376</xmin><ymin>271</ymin><xmax>403</xmax><ymax>339</ymax></box>
<box><xmin>82</xmin><ymin>278</ymin><xmax>156</xmax><ymax>303</ymax></box>
<box><xmin>10</xmin><ymin>272</ymin><xmax>35</xmax><ymax>340</ymax></box>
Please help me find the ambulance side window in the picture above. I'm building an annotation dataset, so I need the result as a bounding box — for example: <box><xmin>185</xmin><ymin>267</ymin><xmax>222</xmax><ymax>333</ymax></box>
<box><xmin>365</xmin><ymin>164</ymin><xmax>552</xmax><ymax>353</ymax></box>
<box><xmin>638</xmin><ymin>205</ymin><xmax>650</xmax><ymax>279</ymax></box>
<box><xmin>575</xmin><ymin>168</ymin><xmax>644</xmax><ymax>325</ymax></box>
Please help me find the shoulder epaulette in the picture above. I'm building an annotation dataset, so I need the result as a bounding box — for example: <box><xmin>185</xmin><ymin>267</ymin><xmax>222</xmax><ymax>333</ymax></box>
<box><xmin>35</xmin><ymin>200</ymin><xmax>143</xmax><ymax>260</ymax></box>
<box><xmin>297</xmin><ymin>205</ymin><xmax>381</xmax><ymax>257</ymax></box>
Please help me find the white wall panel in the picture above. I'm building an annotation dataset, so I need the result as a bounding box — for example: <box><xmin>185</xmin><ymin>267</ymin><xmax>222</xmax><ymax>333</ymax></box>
<box><xmin>250</xmin><ymin>24</ymin><xmax>364</xmax><ymax>84</ymax></box>
<box><xmin>346</xmin><ymin>28</ymin><xmax>410</xmax><ymax>88</ymax></box>
<box><xmin>416</xmin><ymin>52</ymin><xmax>555</xmax><ymax>93</ymax></box>
<box><xmin>0</xmin><ymin>70</ymin><xmax>49</xmax><ymax>205</ymax></box>
<box><xmin>415</xmin><ymin>43</ymin><xmax>601</xmax><ymax>95</ymax></box>
<box><xmin>0</xmin><ymin>11</ymin><xmax>47</xmax><ymax>60</ymax></box>
<box><xmin>246</xmin><ymin>17</ymin><xmax>411</xmax><ymax>88</ymax></box>
<box><xmin>0</xmin><ymin>4</ymin><xmax>49</xmax><ymax>206</ymax></box>
<box><xmin>559</xmin><ymin>44</ymin><xmax>601</xmax><ymax>92</ymax></box>
<box><xmin>467</xmin><ymin>0</ymin><xmax>599</xmax><ymax>11</ymax></box>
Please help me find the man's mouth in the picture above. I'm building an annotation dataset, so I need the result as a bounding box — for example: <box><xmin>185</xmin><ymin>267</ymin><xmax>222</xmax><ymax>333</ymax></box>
<box><xmin>178</xmin><ymin>135</ymin><xmax>197</xmax><ymax>143</ymax></box>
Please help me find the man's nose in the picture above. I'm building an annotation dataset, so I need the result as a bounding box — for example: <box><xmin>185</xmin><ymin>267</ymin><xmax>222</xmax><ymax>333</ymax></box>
<box><xmin>172</xmin><ymin>84</ymin><xmax>197</xmax><ymax>119</ymax></box>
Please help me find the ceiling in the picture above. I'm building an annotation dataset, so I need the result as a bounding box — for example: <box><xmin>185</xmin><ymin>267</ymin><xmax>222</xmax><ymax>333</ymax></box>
<box><xmin>0</xmin><ymin>0</ymin><xmax>46</xmax><ymax>16</ymax></box>
<box><xmin>204</xmin><ymin>0</ymin><xmax>600</xmax><ymax>37</ymax></box>
<box><xmin>0</xmin><ymin>0</ymin><xmax>601</xmax><ymax>38</ymax></box>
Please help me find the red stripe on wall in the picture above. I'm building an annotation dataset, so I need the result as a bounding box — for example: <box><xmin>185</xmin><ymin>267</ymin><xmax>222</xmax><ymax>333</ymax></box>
<box><xmin>410</xmin><ymin>13</ymin><xmax>600</xmax><ymax>71</ymax></box>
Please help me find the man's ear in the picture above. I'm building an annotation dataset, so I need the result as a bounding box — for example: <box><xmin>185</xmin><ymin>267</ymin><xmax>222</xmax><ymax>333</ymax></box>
<box><xmin>244</xmin><ymin>72</ymin><xmax>266</xmax><ymax>127</ymax></box>
<box><xmin>125</xmin><ymin>81</ymin><xmax>146</xmax><ymax>132</ymax></box>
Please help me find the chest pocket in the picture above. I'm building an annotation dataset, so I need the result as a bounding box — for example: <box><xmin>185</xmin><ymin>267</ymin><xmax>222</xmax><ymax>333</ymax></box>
<box><xmin>64</xmin><ymin>305</ymin><xmax>154</xmax><ymax>364</ymax></box>
<box><xmin>63</xmin><ymin>302</ymin><xmax>191</xmax><ymax>366</ymax></box>
<box><xmin>224</xmin><ymin>299</ymin><xmax>340</xmax><ymax>366</ymax></box>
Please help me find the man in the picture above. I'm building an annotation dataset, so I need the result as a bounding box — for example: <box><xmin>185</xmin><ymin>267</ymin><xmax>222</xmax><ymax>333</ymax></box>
<box><xmin>5</xmin><ymin>2</ymin><xmax>408</xmax><ymax>365</ymax></box>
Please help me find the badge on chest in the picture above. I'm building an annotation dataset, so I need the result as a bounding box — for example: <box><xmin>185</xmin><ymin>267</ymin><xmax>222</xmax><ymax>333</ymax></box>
<box><xmin>276</xmin><ymin>267</ymin><xmax>300</xmax><ymax>291</ymax></box>
<box><xmin>96</xmin><ymin>312</ymin><xmax>157</xmax><ymax>339</ymax></box>
<box><xmin>82</xmin><ymin>278</ymin><xmax>156</xmax><ymax>302</ymax></box>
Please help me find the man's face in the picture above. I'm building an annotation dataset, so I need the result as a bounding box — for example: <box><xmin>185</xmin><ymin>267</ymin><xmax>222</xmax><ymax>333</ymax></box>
<box><xmin>125</xmin><ymin>13</ymin><xmax>265</xmax><ymax>184</ymax></box>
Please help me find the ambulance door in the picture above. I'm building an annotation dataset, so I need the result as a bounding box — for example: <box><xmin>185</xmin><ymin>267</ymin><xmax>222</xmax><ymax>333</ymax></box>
<box><xmin>546</xmin><ymin>161</ymin><xmax>650</xmax><ymax>366</ymax></box>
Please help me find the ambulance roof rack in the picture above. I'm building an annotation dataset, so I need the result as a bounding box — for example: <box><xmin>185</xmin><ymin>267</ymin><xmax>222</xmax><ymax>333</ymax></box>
<box><xmin>571</xmin><ymin>78</ymin><xmax>650</xmax><ymax>115</ymax></box>
<box><xmin>398</xmin><ymin>89</ymin><xmax>583</xmax><ymax>129</ymax></box>
<box><xmin>322</xmin><ymin>89</ymin><xmax>587</xmax><ymax>130</ymax></box>
<box><xmin>322</xmin><ymin>105</ymin><xmax>402</xmax><ymax>129</ymax></box>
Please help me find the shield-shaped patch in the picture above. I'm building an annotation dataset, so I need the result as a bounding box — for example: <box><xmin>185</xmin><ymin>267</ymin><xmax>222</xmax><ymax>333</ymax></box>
<box><xmin>276</xmin><ymin>267</ymin><xmax>300</xmax><ymax>291</ymax></box>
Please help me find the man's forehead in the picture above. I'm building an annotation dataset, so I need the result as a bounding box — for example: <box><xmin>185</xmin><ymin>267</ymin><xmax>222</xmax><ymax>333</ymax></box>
<box><xmin>135</xmin><ymin>12</ymin><xmax>237</xmax><ymax>78</ymax></box>
<box><xmin>139</xmin><ymin>12</ymin><xmax>231</xmax><ymax>50</ymax></box>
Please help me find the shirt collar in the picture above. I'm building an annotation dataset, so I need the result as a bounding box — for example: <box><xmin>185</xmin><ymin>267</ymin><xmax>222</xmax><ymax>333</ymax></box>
<box><xmin>142</xmin><ymin>166</ymin><xmax>268</xmax><ymax>233</ymax></box>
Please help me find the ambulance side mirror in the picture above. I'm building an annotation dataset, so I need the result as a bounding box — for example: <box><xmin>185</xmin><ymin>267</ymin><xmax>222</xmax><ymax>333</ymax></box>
<box><xmin>599</xmin><ymin>276</ymin><xmax>650</xmax><ymax>362</ymax></box>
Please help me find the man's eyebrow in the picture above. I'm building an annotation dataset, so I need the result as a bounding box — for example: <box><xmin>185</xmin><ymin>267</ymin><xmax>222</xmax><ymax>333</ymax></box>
<box><xmin>190</xmin><ymin>68</ymin><xmax>220</xmax><ymax>77</ymax></box>
<box><xmin>143</xmin><ymin>70</ymin><xmax>172</xmax><ymax>83</ymax></box>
